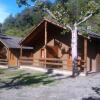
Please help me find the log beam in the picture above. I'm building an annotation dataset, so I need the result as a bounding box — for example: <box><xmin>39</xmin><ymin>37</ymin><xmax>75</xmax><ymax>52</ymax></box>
<box><xmin>44</xmin><ymin>21</ymin><xmax>47</xmax><ymax>68</ymax></box>
<box><xmin>7</xmin><ymin>48</ymin><xmax>10</xmax><ymax>66</ymax></box>
<box><xmin>84</xmin><ymin>39</ymin><xmax>87</xmax><ymax>75</ymax></box>
<box><xmin>20</xmin><ymin>45</ymin><xmax>23</xmax><ymax>58</ymax></box>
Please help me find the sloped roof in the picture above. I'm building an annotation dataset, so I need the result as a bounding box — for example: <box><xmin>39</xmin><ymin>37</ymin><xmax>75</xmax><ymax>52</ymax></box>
<box><xmin>88</xmin><ymin>32</ymin><xmax>100</xmax><ymax>39</ymax></box>
<box><xmin>0</xmin><ymin>33</ymin><xmax>21</xmax><ymax>48</ymax></box>
<box><xmin>0</xmin><ymin>33</ymin><xmax>34</xmax><ymax>49</ymax></box>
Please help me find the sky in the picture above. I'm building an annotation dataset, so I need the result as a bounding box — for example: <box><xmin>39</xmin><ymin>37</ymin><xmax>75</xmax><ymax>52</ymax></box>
<box><xmin>0</xmin><ymin>0</ymin><xmax>25</xmax><ymax>23</ymax></box>
<box><xmin>0</xmin><ymin>0</ymin><xmax>55</xmax><ymax>23</ymax></box>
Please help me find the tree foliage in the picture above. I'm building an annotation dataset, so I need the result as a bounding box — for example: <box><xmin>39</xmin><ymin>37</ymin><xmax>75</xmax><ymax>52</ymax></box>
<box><xmin>0</xmin><ymin>23</ymin><xmax>2</xmax><ymax>33</ymax></box>
<box><xmin>50</xmin><ymin>0</ymin><xmax>100</xmax><ymax>32</ymax></box>
<box><xmin>2</xmin><ymin>7</ymin><xmax>45</xmax><ymax>37</ymax></box>
<box><xmin>16</xmin><ymin>0</ymin><xmax>100</xmax><ymax>35</ymax></box>
<box><xmin>1</xmin><ymin>0</ymin><xmax>100</xmax><ymax>37</ymax></box>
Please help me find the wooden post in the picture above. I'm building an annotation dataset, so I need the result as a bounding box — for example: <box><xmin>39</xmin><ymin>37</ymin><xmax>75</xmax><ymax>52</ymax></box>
<box><xmin>7</xmin><ymin>48</ymin><xmax>9</xmax><ymax>67</ymax></box>
<box><xmin>33</xmin><ymin>53</ymin><xmax>34</xmax><ymax>66</ymax></box>
<box><xmin>20</xmin><ymin>45</ymin><xmax>22</xmax><ymax>58</ymax></box>
<box><xmin>19</xmin><ymin>45</ymin><xmax>23</xmax><ymax>66</ymax></box>
<box><xmin>6</xmin><ymin>48</ymin><xmax>9</xmax><ymax>60</ymax></box>
<box><xmin>44</xmin><ymin>21</ymin><xmax>47</xmax><ymax>68</ymax></box>
<box><xmin>84</xmin><ymin>38</ymin><xmax>87</xmax><ymax>75</ymax></box>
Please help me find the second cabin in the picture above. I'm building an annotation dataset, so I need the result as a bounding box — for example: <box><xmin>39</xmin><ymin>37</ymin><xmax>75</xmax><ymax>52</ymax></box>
<box><xmin>0</xmin><ymin>33</ymin><xmax>21</xmax><ymax>67</ymax></box>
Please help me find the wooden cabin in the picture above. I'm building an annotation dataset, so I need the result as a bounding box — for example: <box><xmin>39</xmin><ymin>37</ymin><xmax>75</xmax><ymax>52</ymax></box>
<box><xmin>0</xmin><ymin>33</ymin><xmax>21</xmax><ymax>67</ymax></box>
<box><xmin>20</xmin><ymin>19</ymin><xmax>100</xmax><ymax>74</ymax></box>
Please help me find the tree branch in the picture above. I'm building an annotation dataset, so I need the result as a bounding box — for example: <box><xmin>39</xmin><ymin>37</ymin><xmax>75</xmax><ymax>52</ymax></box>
<box><xmin>77</xmin><ymin>13</ymin><xmax>93</xmax><ymax>26</ymax></box>
<box><xmin>66</xmin><ymin>25</ymin><xmax>72</xmax><ymax>32</ymax></box>
<box><xmin>43</xmin><ymin>8</ymin><xmax>57</xmax><ymax>19</ymax></box>
<box><xmin>43</xmin><ymin>8</ymin><xmax>72</xmax><ymax>31</ymax></box>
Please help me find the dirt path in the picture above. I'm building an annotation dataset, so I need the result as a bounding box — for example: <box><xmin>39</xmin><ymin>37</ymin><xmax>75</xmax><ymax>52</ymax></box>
<box><xmin>0</xmin><ymin>69</ymin><xmax>100</xmax><ymax>100</ymax></box>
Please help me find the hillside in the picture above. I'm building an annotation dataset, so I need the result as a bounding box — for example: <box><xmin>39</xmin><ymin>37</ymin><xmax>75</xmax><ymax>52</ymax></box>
<box><xmin>1</xmin><ymin>1</ymin><xmax>100</xmax><ymax>37</ymax></box>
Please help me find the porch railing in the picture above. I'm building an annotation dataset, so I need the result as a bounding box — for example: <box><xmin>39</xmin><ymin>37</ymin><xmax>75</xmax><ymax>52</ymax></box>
<box><xmin>19</xmin><ymin>57</ymin><xmax>85</xmax><ymax>71</ymax></box>
<box><xmin>19</xmin><ymin>57</ymin><xmax>33</xmax><ymax>65</ymax></box>
<box><xmin>33</xmin><ymin>58</ymin><xmax>68</xmax><ymax>70</ymax></box>
<box><xmin>0</xmin><ymin>59</ymin><xmax>8</xmax><ymax>65</ymax></box>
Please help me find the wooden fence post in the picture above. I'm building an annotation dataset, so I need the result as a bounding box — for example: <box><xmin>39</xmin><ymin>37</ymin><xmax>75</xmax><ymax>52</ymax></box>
<box><xmin>84</xmin><ymin>38</ymin><xmax>87</xmax><ymax>75</ymax></box>
<box><xmin>44</xmin><ymin>21</ymin><xmax>47</xmax><ymax>68</ymax></box>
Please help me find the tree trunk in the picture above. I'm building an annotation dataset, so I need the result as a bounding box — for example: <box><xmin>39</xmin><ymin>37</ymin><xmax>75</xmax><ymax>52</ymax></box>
<box><xmin>71</xmin><ymin>23</ymin><xmax>78</xmax><ymax>77</ymax></box>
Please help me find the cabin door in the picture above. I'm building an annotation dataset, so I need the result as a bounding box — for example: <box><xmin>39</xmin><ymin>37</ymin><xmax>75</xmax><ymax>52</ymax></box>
<box><xmin>9</xmin><ymin>50</ymin><xmax>17</xmax><ymax>67</ymax></box>
<box><xmin>96</xmin><ymin>53</ymin><xmax>100</xmax><ymax>71</ymax></box>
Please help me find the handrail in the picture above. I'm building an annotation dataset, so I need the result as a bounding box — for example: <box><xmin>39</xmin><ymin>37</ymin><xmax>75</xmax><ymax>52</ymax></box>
<box><xmin>33</xmin><ymin>61</ymin><xmax>67</xmax><ymax>66</ymax></box>
<box><xmin>0</xmin><ymin>59</ymin><xmax>8</xmax><ymax>61</ymax></box>
<box><xmin>20</xmin><ymin>57</ymin><xmax>33</xmax><ymax>60</ymax></box>
<box><xmin>34</xmin><ymin>58</ymin><xmax>67</xmax><ymax>61</ymax></box>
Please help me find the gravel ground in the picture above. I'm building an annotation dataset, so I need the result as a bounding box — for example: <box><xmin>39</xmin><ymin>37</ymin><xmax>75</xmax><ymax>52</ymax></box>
<box><xmin>0</xmin><ymin>71</ymin><xmax>100</xmax><ymax>100</ymax></box>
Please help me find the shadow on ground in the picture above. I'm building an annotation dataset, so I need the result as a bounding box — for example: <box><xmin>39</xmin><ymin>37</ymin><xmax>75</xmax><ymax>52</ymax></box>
<box><xmin>92</xmin><ymin>87</ymin><xmax>100</xmax><ymax>95</ymax></box>
<box><xmin>82</xmin><ymin>87</ymin><xmax>100</xmax><ymax>100</ymax></box>
<box><xmin>0</xmin><ymin>68</ymin><xmax>75</xmax><ymax>90</ymax></box>
<box><xmin>82</xmin><ymin>97</ymin><xmax>100</xmax><ymax>100</ymax></box>
<box><xmin>0</xmin><ymin>72</ymin><xmax>56</xmax><ymax>89</ymax></box>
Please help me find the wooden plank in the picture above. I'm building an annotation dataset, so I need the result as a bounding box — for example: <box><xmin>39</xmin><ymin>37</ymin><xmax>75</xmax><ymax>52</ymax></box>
<box><xmin>19</xmin><ymin>58</ymin><xmax>33</xmax><ymax>61</ymax></box>
<box><xmin>0</xmin><ymin>62</ymin><xmax>8</xmax><ymax>64</ymax></box>
<box><xmin>66</xmin><ymin>53</ymin><xmax>72</xmax><ymax>70</ymax></box>
<box><xmin>20</xmin><ymin>60</ymin><xmax>33</xmax><ymax>63</ymax></box>
<box><xmin>33</xmin><ymin>64</ymin><xmax>68</xmax><ymax>70</ymax></box>
<box><xmin>47</xmin><ymin>46</ymin><xmax>58</xmax><ymax>58</ymax></box>
<box><xmin>20</xmin><ymin>57</ymin><xmax>33</xmax><ymax>59</ymax></box>
<box><xmin>84</xmin><ymin>39</ymin><xmax>87</xmax><ymax>74</ymax></box>
<box><xmin>44</xmin><ymin>21</ymin><xmax>47</xmax><ymax>68</ymax></box>
<box><xmin>0</xmin><ymin>59</ymin><xmax>8</xmax><ymax>61</ymax></box>
<box><xmin>33</xmin><ymin>61</ymin><xmax>67</xmax><ymax>66</ymax></box>
<box><xmin>20</xmin><ymin>46</ymin><xmax>22</xmax><ymax>57</ymax></box>
<box><xmin>6</xmin><ymin>48</ymin><xmax>8</xmax><ymax>60</ymax></box>
<box><xmin>7</xmin><ymin>48</ymin><xmax>10</xmax><ymax>61</ymax></box>
<box><xmin>33</xmin><ymin>54</ymin><xmax>34</xmax><ymax>65</ymax></box>
<box><xmin>34</xmin><ymin>58</ymin><xmax>67</xmax><ymax>61</ymax></box>
<box><xmin>45</xmin><ymin>21</ymin><xmax>47</xmax><ymax>47</ymax></box>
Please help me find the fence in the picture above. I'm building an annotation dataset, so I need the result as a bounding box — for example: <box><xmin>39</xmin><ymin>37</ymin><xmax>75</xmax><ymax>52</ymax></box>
<box><xmin>19</xmin><ymin>57</ymin><xmax>85</xmax><ymax>72</ymax></box>
<box><xmin>0</xmin><ymin>59</ymin><xmax>8</xmax><ymax>65</ymax></box>
<box><xmin>19</xmin><ymin>57</ymin><xmax>33</xmax><ymax>66</ymax></box>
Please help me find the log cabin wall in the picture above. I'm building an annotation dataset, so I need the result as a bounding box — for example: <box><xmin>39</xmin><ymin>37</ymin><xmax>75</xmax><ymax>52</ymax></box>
<box><xmin>0</xmin><ymin>41</ymin><xmax>7</xmax><ymax>59</ymax></box>
<box><xmin>33</xmin><ymin>50</ymin><xmax>41</xmax><ymax>66</ymax></box>
<box><xmin>87</xmin><ymin>39</ymin><xmax>97</xmax><ymax>72</ymax></box>
<box><xmin>21</xmin><ymin>49</ymin><xmax>33</xmax><ymax>58</ymax></box>
<box><xmin>8</xmin><ymin>48</ymin><xmax>20</xmax><ymax>67</ymax></box>
<box><xmin>96</xmin><ymin>53</ymin><xmax>100</xmax><ymax>71</ymax></box>
<box><xmin>47</xmin><ymin>22</ymin><xmax>72</xmax><ymax>70</ymax></box>
<box><xmin>0</xmin><ymin>41</ymin><xmax>8</xmax><ymax>65</ymax></box>
<box><xmin>96</xmin><ymin>40</ymin><xmax>100</xmax><ymax>71</ymax></box>
<box><xmin>53</xmin><ymin>36</ymin><xmax>71</xmax><ymax>70</ymax></box>
<box><xmin>19</xmin><ymin>49</ymin><xmax>33</xmax><ymax>65</ymax></box>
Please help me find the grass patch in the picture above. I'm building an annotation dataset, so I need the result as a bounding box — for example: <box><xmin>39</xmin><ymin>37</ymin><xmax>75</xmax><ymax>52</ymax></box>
<box><xmin>0</xmin><ymin>68</ymin><xmax>56</xmax><ymax>89</ymax></box>
<box><xmin>0</xmin><ymin>68</ymin><xmax>5</xmax><ymax>74</ymax></box>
